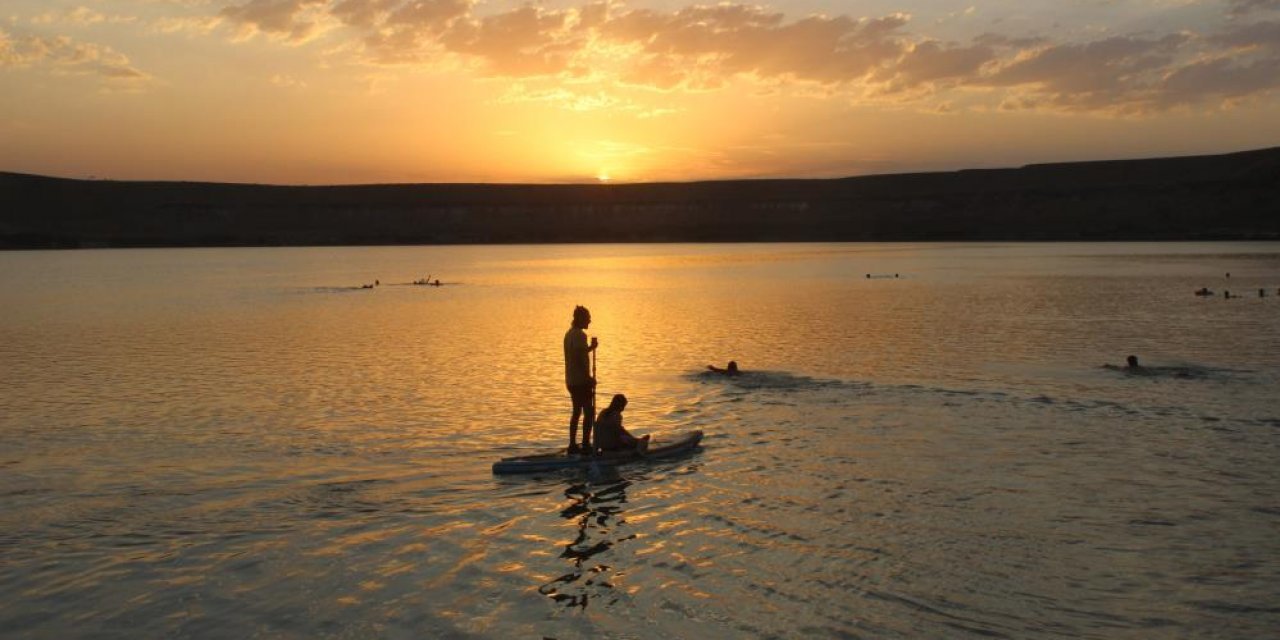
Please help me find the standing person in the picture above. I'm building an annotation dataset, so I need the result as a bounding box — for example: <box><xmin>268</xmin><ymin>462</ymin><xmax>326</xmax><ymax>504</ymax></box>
<box><xmin>564</xmin><ymin>305</ymin><xmax>598</xmax><ymax>454</ymax></box>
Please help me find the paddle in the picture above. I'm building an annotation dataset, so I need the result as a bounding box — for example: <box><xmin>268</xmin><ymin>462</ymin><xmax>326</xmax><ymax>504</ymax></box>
<box><xmin>591</xmin><ymin>338</ymin><xmax>598</xmax><ymax>421</ymax></box>
<box><xmin>591</xmin><ymin>337</ymin><xmax>598</xmax><ymax>455</ymax></box>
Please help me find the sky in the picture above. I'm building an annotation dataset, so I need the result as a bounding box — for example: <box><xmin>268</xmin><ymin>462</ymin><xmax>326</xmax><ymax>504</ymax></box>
<box><xmin>2</xmin><ymin>0</ymin><xmax>1280</xmax><ymax>184</ymax></box>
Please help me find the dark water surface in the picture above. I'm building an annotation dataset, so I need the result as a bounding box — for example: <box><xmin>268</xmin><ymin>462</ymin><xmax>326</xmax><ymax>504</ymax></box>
<box><xmin>2</xmin><ymin>243</ymin><xmax>1279</xmax><ymax>638</ymax></box>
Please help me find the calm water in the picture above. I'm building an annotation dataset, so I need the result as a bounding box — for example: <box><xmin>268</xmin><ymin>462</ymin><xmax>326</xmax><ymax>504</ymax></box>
<box><xmin>2</xmin><ymin>242</ymin><xmax>1279</xmax><ymax>639</ymax></box>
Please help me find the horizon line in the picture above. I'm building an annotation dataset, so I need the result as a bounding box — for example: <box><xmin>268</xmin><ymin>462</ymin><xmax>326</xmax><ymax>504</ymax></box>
<box><xmin>4</xmin><ymin>145</ymin><xmax>1277</xmax><ymax>189</ymax></box>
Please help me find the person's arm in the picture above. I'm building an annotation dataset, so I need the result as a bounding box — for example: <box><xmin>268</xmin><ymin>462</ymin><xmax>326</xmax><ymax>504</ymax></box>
<box><xmin>570</xmin><ymin>331</ymin><xmax>594</xmax><ymax>384</ymax></box>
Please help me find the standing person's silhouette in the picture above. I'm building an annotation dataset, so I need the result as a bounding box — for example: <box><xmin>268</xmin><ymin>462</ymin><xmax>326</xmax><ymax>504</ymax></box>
<box><xmin>564</xmin><ymin>306</ymin><xmax>598</xmax><ymax>454</ymax></box>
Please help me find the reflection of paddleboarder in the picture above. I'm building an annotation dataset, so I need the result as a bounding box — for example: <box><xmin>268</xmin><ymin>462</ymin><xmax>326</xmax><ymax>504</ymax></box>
<box><xmin>564</xmin><ymin>306</ymin><xmax>598</xmax><ymax>455</ymax></box>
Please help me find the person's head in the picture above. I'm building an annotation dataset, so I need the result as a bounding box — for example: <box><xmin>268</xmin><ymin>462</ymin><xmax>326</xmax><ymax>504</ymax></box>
<box><xmin>572</xmin><ymin>305</ymin><xmax>591</xmax><ymax>328</ymax></box>
<box><xmin>727</xmin><ymin>361</ymin><xmax>739</xmax><ymax>373</ymax></box>
<box><xmin>1126</xmin><ymin>355</ymin><xmax>1139</xmax><ymax>368</ymax></box>
<box><xmin>607</xmin><ymin>393</ymin><xmax>627</xmax><ymax>413</ymax></box>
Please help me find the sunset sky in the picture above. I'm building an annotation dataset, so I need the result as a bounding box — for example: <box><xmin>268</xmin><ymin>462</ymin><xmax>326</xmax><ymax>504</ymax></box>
<box><xmin>3</xmin><ymin>0</ymin><xmax>1280</xmax><ymax>184</ymax></box>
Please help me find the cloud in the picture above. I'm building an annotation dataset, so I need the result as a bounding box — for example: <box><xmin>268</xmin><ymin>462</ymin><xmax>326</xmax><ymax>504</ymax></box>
<box><xmin>284</xmin><ymin>1</ymin><xmax>918</xmax><ymax>85</ymax></box>
<box><xmin>354</xmin><ymin>0</ymin><xmax>470</xmax><ymax>64</ymax></box>
<box><xmin>978</xmin><ymin>34</ymin><xmax>1189</xmax><ymax>111</ymax></box>
<box><xmin>1150</xmin><ymin>20</ymin><xmax>1280</xmax><ymax>107</ymax></box>
<box><xmin>1227</xmin><ymin>0</ymin><xmax>1280</xmax><ymax>16</ymax></box>
<box><xmin>330</xmin><ymin>0</ymin><xmax>396</xmax><ymax>28</ymax></box>
<box><xmin>1210</xmin><ymin>19</ymin><xmax>1280</xmax><ymax>48</ymax></box>
<box><xmin>151</xmin><ymin>15</ymin><xmax>225</xmax><ymax>35</ymax></box>
<box><xmin>442</xmin><ymin>4</ymin><xmax>575</xmax><ymax>75</ymax></box>
<box><xmin>986</xmin><ymin>35</ymin><xmax>1187</xmax><ymax>92</ymax></box>
<box><xmin>0</xmin><ymin>28</ymin><xmax>153</xmax><ymax>87</ymax></box>
<box><xmin>31</xmin><ymin>6</ymin><xmax>138</xmax><ymax>26</ymax></box>
<box><xmin>597</xmin><ymin>7</ymin><xmax>912</xmax><ymax>87</ymax></box>
<box><xmin>878</xmin><ymin>39</ymin><xmax>999</xmax><ymax>88</ymax></box>
<box><xmin>190</xmin><ymin>0</ymin><xmax>1280</xmax><ymax>115</ymax></box>
<box><xmin>220</xmin><ymin>0</ymin><xmax>332</xmax><ymax>43</ymax></box>
<box><xmin>1158</xmin><ymin>55</ymin><xmax>1280</xmax><ymax>104</ymax></box>
<box><xmin>495</xmin><ymin>82</ymin><xmax>681</xmax><ymax>115</ymax></box>
<box><xmin>978</xmin><ymin>22</ymin><xmax>1280</xmax><ymax>112</ymax></box>
<box><xmin>270</xmin><ymin>72</ymin><xmax>307</xmax><ymax>87</ymax></box>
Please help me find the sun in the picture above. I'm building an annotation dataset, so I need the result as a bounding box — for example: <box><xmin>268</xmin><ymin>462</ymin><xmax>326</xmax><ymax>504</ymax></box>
<box><xmin>596</xmin><ymin>170</ymin><xmax>611</xmax><ymax>183</ymax></box>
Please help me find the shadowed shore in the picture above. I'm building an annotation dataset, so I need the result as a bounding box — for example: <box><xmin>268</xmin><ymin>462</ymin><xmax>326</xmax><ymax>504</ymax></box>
<box><xmin>2</xmin><ymin>147</ymin><xmax>1278</xmax><ymax>249</ymax></box>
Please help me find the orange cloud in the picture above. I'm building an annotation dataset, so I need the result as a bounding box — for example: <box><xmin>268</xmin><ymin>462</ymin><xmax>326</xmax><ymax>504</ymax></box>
<box><xmin>0</xmin><ymin>28</ymin><xmax>152</xmax><ymax>85</ymax></box>
<box><xmin>194</xmin><ymin>1</ymin><xmax>1280</xmax><ymax>114</ymax></box>
<box><xmin>220</xmin><ymin>0</ymin><xmax>332</xmax><ymax>43</ymax></box>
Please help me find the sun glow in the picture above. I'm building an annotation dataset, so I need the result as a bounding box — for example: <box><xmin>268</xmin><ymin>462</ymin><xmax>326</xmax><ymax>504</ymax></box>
<box><xmin>1</xmin><ymin>0</ymin><xmax>1275</xmax><ymax>184</ymax></box>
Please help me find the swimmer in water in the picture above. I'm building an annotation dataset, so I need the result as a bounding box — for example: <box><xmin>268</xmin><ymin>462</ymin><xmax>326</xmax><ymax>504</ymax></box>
<box><xmin>1104</xmin><ymin>355</ymin><xmax>1150</xmax><ymax>375</ymax></box>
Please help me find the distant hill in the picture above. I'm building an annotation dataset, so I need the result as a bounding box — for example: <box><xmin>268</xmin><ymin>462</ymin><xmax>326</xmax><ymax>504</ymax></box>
<box><xmin>2</xmin><ymin>147</ymin><xmax>1278</xmax><ymax>248</ymax></box>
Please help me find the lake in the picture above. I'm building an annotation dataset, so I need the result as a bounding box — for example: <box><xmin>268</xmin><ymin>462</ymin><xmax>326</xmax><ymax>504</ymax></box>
<box><xmin>2</xmin><ymin>242</ymin><xmax>1279</xmax><ymax>638</ymax></box>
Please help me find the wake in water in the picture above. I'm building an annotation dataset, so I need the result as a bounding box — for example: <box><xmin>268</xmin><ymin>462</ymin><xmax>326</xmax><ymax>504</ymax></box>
<box><xmin>688</xmin><ymin>369</ymin><xmax>864</xmax><ymax>392</ymax></box>
<box><xmin>1100</xmin><ymin>362</ymin><xmax>1254</xmax><ymax>381</ymax></box>
<box><xmin>682</xmin><ymin>364</ymin><xmax>1276</xmax><ymax>438</ymax></box>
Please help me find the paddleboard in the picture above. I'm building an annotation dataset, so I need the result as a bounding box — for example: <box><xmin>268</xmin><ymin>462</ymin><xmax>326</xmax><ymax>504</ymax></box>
<box><xmin>492</xmin><ymin>429</ymin><xmax>703</xmax><ymax>475</ymax></box>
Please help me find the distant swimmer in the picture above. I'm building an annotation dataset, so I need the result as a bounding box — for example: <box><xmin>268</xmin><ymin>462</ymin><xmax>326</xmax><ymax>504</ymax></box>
<box><xmin>1104</xmin><ymin>355</ymin><xmax>1150</xmax><ymax>375</ymax></box>
<box><xmin>1195</xmin><ymin>287</ymin><xmax>1213</xmax><ymax>296</ymax></box>
<box><xmin>707</xmin><ymin>360</ymin><xmax>741</xmax><ymax>376</ymax></box>
<box><xmin>593</xmin><ymin>394</ymin><xmax>649</xmax><ymax>455</ymax></box>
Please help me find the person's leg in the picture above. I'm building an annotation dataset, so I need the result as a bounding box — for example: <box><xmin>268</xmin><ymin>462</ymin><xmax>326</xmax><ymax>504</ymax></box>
<box><xmin>567</xmin><ymin>386</ymin><xmax>582</xmax><ymax>453</ymax></box>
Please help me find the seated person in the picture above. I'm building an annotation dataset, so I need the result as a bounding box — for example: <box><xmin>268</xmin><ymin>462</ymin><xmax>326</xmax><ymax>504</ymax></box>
<box><xmin>707</xmin><ymin>360</ymin><xmax>741</xmax><ymax>376</ymax></box>
<box><xmin>593</xmin><ymin>394</ymin><xmax>650</xmax><ymax>454</ymax></box>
